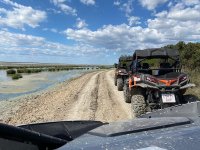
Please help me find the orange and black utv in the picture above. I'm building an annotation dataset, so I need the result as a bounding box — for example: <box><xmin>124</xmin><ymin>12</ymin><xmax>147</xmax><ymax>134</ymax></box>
<box><xmin>123</xmin><ymin>48</ymin><xmax>195</xmax><ymax>117</ymax></box>
<box><xmin>114</xmin><ymin>56</ymin><xmax>132</xmax><ymax>91</ymax></box>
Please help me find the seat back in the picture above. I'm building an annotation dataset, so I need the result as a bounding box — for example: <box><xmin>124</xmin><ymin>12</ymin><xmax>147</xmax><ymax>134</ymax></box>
<box><xmin>159</xmin><ymin>63</ymin><xmax>173</xmax><ymax>75</ymax></box>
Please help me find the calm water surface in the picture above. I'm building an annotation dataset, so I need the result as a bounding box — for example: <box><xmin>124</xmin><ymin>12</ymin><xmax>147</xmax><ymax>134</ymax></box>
<box><xmin>0</xmin><ymin>70</ymin><xmax>12</xmax><ymax>82</ymax></box>
<box><xmin>0</xmin><ymin>69</ymin><xmax>91</xmax><ymax>100</ymax></box>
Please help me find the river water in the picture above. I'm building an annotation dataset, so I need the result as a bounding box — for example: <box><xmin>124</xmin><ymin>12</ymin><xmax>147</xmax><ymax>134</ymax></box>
<box><xmin>0</xmin><ymin>69</ymin><xmax>90</xmax><ymax>100</ymax></box>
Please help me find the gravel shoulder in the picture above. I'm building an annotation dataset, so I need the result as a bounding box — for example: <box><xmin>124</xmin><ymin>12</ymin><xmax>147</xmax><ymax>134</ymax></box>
<box><xmin>0</xmin><ymin>70</ymin><xmax>132</xmax><ymax>125</ymax></box>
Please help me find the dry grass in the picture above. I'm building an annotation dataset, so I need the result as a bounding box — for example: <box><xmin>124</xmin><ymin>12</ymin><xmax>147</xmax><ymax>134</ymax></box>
<box><xmin>185</xmin><ymin>71</ymin><xmax>200</xmax><ymax>99</ymax></box>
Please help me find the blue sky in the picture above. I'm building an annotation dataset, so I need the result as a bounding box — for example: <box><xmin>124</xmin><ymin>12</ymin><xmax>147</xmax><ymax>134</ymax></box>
<box><xmin>0</xmin><ymin>0</ymin><xmax>200</xmax><ymax>64</ymax></box>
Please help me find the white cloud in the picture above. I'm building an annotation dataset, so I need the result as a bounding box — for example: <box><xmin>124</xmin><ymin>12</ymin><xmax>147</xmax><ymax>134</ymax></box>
<box><xmin>0</xmin><ymin>30</ymin><xmax>105</xmax><ymax>57</ymax></box>
<box><xmin>80</xmin><ymin>0</ymin><xmax>95</xmax><ymax>5</ymax></box>
<box><xmin>50</xmin><ymin>28</ymin><xmax>58</xmax><ymax>33</ymax></box>
<box><xmin>0</xmin><ymin>8</ymin><xmax>7</xmax><ymax>13</ymax></box>
<box><xmin>0</xmin><ymin>30</ymin><xmax>45</xmax><ymax>47</ymax></box>
<box><xmin>114</xmin><ymin>1</ymin><xmax>120</xmax><ymax>6</ymax></box>
<box><xmin>43</xmin><ymin>28</ymin><xmax>58</xmax><ymax>33</ymax></box>
<box><xmin>0</xmin><ymin>0</ymin><xmax>46</xmax><ymax>29</ymax></box>
<box><xmin>114</xmin><ymin>0</ymin><xmax>133</xmax><ymax>17</ymax></box>
<box><xmin>128</xmin><ymin>16</ymin><xmax>141</xmax><ymax>26</ymax></box>
<box><xmin>76</xmin><ymin>18</ymin><xmax>88</xmax><ymax>29</ymax></box>
<box><xmin>63</xmin><ymin>1</ymin><xmax>200</xmax><ymax>52</ymax></box>
<box><xmin>148</xmin><ymin>1</ymin><xmax>200</xmax><ymax>41</ymax></box>
<box><xmin>1</xmin><ymin>0</ymin><xmax>200</xmax><ymax>61</ymax></box>
<box><xmin>182</xmin><ymin>0</ymin><xmax>200</xmax><ymax>6</ymax></box>
<box><xmin>121</xmin><ymin>0</ymin><xmax>134</xmax><ymax>17</ymax></box>
<box><xmin>114</xmin><ymin>0</ymin><xmax>138</xmax><ymax>26</ymax></box>
<box><xmin>50</xmin><ymin>0</ymin><xmax>77</xmax><ymax>16</ymax></box>
<box><xmin>64</xmin><ymin>24</ymin><xmax>166</xmax><ymax>52</ymax></box>
<box><xmin>167</xmin><ymin>2</ymin><xmax>200</xmax><ymax>21</ymax></box>
<box><xmin>47</xmin><ymin>8</ymin><xmax>61</xmax><ymax>14</ymax></box>
<box><xmin>139</xmin><ymin>0</ymin><xmax>168</xmax><ymax>10</ymax></box>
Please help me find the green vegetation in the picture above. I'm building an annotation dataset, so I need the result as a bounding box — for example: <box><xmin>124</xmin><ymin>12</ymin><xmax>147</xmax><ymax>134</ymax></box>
<box><xmin>165</xmin><ymin>41</ymin><xmax>200</xmax><ymax>71</ymax></box>
<box><xmin>185</xmin><ymin>70</ymin><xmax>200</xmax><ymax>98</ymax></box>
<box><xmin>17</xmin><ymin>68</ymin><xmax>43</xmax><ymax>73</ymax></box>
<box><xmin>164</xmin><ymin>41</ymin><xmax>200</xmax><ymax>98</ymax></box>
<box><xmin>12</xmin><ymin>73</ymin><xmax>23</xmax><ymax>80</ymax></box>
<box><xmin>141</xmin><ymin>59</ymin><xmax>160</xmax><ymax>68</ymax></box>
<box><xmin>6</xmin><ymin>69</ymin><xmax>16</xmax><ymax>74</ymax></box>
<box><xmin>0</xmin><ymin>64</ymin><xmax>105</xmax><ymax>72</ymax></box>
<box><xmin>117</xmin><ymin>55</ymin><xmax>132</xmax><ymax>68</ymax></box>
<box><xmin>0</xmin><ymin>64</ymin><xmax>105</xmax><ymax>82</ymax></box>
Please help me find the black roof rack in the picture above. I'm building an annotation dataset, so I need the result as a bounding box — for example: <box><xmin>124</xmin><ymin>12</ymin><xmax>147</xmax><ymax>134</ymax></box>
<box><xmin>119</xmin><ymin>56</ymin><xmax>132</xmax><ymax>62</ymax></box>
<box><xmin>133</xmin><ymin>48</ymin><xmax>179</xmax><ymax>59</ymax></box>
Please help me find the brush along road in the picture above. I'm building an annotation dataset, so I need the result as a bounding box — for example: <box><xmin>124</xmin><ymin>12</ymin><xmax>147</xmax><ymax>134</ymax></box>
<box><xmin>0</xmin><ymin>70</ymin><xmax>132</xmax><ymax>125</ymax></box>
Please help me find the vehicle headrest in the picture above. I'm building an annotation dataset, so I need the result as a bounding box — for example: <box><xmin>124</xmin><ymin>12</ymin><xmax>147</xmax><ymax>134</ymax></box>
<box><xmin>142</xmin><ymin>63</ymin><xmax>149</xmax><ymax>69</ymax></box>
<box><xmin>137</xmin><ymin>62</ymin><xmax>141</xmax><ymax>68</ymax></box>
<box><xmin>160</xmin><ymin>63</ymin><xmax>170</xmax><ymax>68</ymax></box>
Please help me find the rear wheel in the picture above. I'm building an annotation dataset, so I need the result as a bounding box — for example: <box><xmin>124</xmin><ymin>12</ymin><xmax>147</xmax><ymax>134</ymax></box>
<box><xmin>131</xmin><ymin>88</ymin><xmax>146</xmax><ymax>118</ymax></box>
<box><xmin>117</xmin><ymin>78</ymin><xmax>123</xmax><ymax>91</ymax></box>
<box><xmin>114</xmin><ymin>76</ymin><xmax>117</xmax><ymax>86</ymax></box>
<box><xmin>123</xmin><ymin>84</ymin><xmax>131</xmax><ymax>103</ymax></box>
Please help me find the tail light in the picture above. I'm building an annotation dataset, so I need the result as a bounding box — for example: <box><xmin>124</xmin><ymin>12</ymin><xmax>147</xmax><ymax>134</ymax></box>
<box><xmin>132</xmin><ymin>75</ymin><xmax>141</xmax><ymax>81</ymax></box>
<box><xmin>179</xmin><ymin>75</ymin><xmax>187</xmax><ymax>83</ymax></box>
<box><xmin>146</xmin><ymin>76</ymin><xmax>158</xmax><ymax>84</ymax></box>
<box><xmin>130</xmin><ymin>75</ymin><xmax>141</xmax><ymax>87</ymax></box>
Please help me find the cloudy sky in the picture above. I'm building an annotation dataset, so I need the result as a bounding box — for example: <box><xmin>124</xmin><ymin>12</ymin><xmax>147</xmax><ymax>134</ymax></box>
<box><xmin>0</xmin><ymin>0</ymin><xmax>200</xmax><ymax>64</ymax></box>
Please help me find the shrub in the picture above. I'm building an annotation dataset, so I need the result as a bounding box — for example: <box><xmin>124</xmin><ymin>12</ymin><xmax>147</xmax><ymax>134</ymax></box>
<box><xmin>48</xmin><ymin>68</ymin><xmax>56</xmax><ymax>72</ymax></box>
<box><xmin>17</xmin><ymin>68</ymin><xmax>42</xmax><ymax>73</ymax></box>
<box><xmin>17</xmin><ymin>68</ymin><xmax>27</xmax><ymax>73</ymax></box>
<box><xmin>12</xmin><ymin>73</ymin><xmax>23</xmax><ymax>80</ymax></box>
<box><xmin>6</xmin><ymin>69</ymin><xmax>16</xmax><ymax>74</ymax></box>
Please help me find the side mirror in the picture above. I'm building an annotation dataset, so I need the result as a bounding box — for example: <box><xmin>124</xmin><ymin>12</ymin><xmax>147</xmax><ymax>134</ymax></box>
<box><xmin>114</xmin><ymin>63</ymin><xmax>118</xmax><ymax>68</ymax></box>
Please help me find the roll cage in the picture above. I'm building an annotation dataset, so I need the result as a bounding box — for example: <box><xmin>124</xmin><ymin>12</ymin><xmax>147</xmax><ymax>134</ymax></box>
<box><xmin>131</xmin><ymin>48</ymin><xmax>181</xmax><ymax>75</ymax></box>
<box><xmin>118</xmin><ymin>56</ymin><xmax>132</xmax><ymax>69</ymax></box>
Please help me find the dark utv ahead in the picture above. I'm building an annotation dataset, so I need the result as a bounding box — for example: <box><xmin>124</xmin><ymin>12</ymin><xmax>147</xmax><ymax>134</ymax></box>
<box><xmin>124</xmin><ymin>48</ymin><xmax>195</xmax><ymax>117</ymax></box>
<box><xmin>114</xmin><ymin>56</ymin><xmax>132</xmax><ymax>91</ymax></box>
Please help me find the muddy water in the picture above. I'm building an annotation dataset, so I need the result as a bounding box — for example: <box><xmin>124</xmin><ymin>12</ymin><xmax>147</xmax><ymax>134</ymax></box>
<box><xmin>0</xmin><ymin>70</ymin><xmax>90</xmax><ymax>100</ymax></box>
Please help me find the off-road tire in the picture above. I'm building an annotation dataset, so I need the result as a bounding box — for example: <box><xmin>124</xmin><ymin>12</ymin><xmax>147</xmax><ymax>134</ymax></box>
<box><xmin>117</xmin><ymin>78</ymin><xmax>123</xmax><ymax>91</ymax></box>
<box><xmin>123</xmin><ymin>85</ymin><xmax>131</xmax><ymax>103</ymax></box>
<box><xmin>131</xmin><ymin>89</ymin><xmax>146</xmax><ymax>118</ymax></box>
<box><xmin>114</xmin><ymin>76</ymin><xmax>117</xmax><ymax>86</ymax></box>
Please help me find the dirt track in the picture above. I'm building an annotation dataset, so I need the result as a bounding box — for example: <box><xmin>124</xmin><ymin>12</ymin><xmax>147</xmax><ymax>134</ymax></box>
<box><xmin>0</xmin><ymin>70</ymin><xmax>132</xmax><ymax>125</ymax></box>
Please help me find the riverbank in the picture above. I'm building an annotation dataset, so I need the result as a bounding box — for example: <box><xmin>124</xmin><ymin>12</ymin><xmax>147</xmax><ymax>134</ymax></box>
<box><xmin>0</xmin><ymin>71</ymin><xmax>88</xmax><ymax>124</ymax></box>
<box><xmin>0</xmin><ymin>70</ymin><xmax>91</xmax><ymax>100</ymax></box>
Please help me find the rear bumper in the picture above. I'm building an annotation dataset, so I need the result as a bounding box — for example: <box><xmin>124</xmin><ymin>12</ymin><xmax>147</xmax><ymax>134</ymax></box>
<box><xmin>180</xmin><ymin>83</ymin><xmax>195</xmax><ymax>89</ymax></box>
<box><xmin>117</xmin><ymin>73</ymin><xmax>128</xmax><ymax>76</ymax></box>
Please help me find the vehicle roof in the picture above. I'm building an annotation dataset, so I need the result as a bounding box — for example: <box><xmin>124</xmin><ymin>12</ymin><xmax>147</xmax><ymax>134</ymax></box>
<box><xmin>119</xmin><ymin>56</ymin><xmax>132</xmax><ymax>62</ymax></box>
<box><xmin>133</xmin><ymin>48</ymin><xmax>179</xmax><ymax>59</ymax></box>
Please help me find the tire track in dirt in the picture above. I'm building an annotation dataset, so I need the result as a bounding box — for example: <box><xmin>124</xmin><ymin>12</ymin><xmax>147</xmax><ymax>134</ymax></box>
<box><xmin>106</xmin><ymin>70</ymin><xmax>132</xmax><ymax>118</ymax></box>
<box><xmin>60</xmin><ymin>70</ymin><xmax>132</xmax><ymax>122</ymax></box>
<box><xmin>66</xmin><ymin>72</ymin><xmax>102</xmax><ymax>120</ymax></box>
<box><xmin>92</xmin><ymin>70</ymin><xmax>132</xmax><ymax>122</ymax></box>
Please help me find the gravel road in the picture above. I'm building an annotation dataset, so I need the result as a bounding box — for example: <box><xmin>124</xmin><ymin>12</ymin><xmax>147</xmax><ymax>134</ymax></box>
<box><xmin>0</xmin><ymin>70</ymin><xmax>132</xmax><ymax>125</ymax></box>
